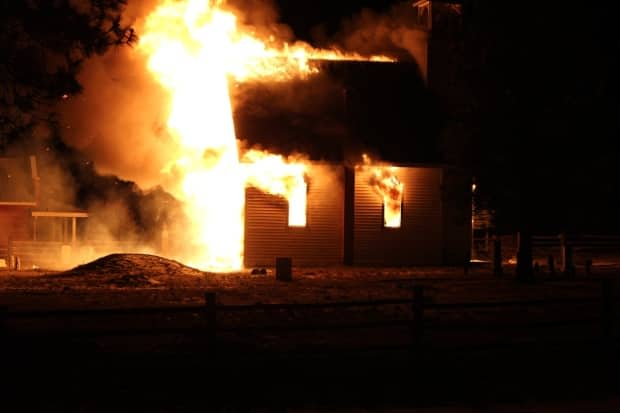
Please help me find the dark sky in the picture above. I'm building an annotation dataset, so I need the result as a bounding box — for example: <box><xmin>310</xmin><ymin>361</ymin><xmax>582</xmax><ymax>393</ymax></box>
<box><xmin>276</xmin><ymin>0</ymin><xmax>398</xmax><ymax>41</ymax></box>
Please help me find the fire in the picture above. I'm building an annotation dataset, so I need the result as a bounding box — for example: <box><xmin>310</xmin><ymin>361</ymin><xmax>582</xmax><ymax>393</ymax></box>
<box><xmin>242</xmin><ymin>150</ymin><xmax>308</xmax><ymax>227</ymax></box>
<box><xmin>140</xmin><ymin>0</ymin><xmax>388</xmax><ymax>271</ymax></box>
<box><xmin>360</xmin><ymin>154</ymin><xmax>404</xmax><ymax>228</ymax></box>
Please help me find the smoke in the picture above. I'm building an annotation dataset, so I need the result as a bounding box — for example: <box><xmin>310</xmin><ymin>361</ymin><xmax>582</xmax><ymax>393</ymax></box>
<box><xmin>226</xmin><ymin>0</ymin><xmax>295</xmax><ymax>43</ymax></box>
<box><xmin>48</xmin><ymin>0</ymin><xmax>186</xmax><ymax>262</ymax></box>
<box><xmin>233</xmin><ymin>73</ymin><xmax>347</xmax><ymax>160</ymax></box>
<box><xmin>58</xmin><ymin>0</ymin><xmax>176</xmax><ymax>189</ymax></box>
<box><xmin>82</xmin><ymin>183</ymin><xmax>180</xmax><ymax>244</ymax></box>
<box><xmin>329</xmin><ymin>2</ymin><xmax>428</xmax><ymax>77</ymax></box>
<box><xmin>0</xmin><ymin>157</ymin><xmax>37</xmax><ymax>202</ymax></box>
<box><xmin>1</xmin><ymin>124</ymin><xmax>78</xmax><ymax>210</ymax></box>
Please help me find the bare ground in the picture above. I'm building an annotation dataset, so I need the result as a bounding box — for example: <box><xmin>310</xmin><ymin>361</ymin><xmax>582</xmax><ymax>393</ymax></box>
<box><xmin>1</xmin><ymin>253</ymin><xmax>616</xmax><ymax>310</ymax></box>
<box><xmin>1</xmin><ymin>254</ymin><xmax>619</xmax><ymax>412</ymax></box>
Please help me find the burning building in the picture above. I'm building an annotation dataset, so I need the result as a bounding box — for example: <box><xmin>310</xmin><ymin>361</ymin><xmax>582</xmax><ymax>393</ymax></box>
<box><xmin>2</xmin><ymin>0</ymin><xmax>471</xmax><ymax>271</ymax></box>
<box><xmin>244</xmin><ymin>159</ymin><xmax>470</xmax><ymax>268</ymax></box>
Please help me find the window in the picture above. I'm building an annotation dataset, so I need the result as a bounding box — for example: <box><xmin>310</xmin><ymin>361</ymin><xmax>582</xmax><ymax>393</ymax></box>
<box><xmin>383</xmin><ymin>193</ymin><xmax>403</xmax><ymax>228</ymax></box>
<box><xmin>364</xmin><ymin>160</ymin><xmax>404</xmax><ymax>229</ymax></box>
<box><xmin>288</xmin><ymin>180</ymin><xmax>307</xmax><ymax>227</ymax></box>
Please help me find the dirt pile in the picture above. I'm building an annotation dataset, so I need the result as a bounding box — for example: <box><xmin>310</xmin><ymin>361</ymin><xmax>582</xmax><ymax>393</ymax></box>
<box><xmin>48</xmin><ymin>254</ymin><xmax>208</xmax><ymax>288</ymax></box>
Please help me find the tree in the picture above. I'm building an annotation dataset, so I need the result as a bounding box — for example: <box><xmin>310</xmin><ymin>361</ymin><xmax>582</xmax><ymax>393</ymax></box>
<box><xmin>431</xmin><ymin>1</ymin><xmax>619</xmax><ymax>279</ymax></box>
<box><xmin>439</xmin><ymin>2</ymin><xmax>619</xmax><ymax>229</ymax></box>
<box><xmin>0</xmin><ymin>0</ymin><xmax>136</xmax><ymax>150</ymax></box>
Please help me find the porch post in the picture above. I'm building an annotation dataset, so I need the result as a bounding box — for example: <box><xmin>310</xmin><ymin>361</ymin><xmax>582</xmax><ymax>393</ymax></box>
<box><xmin>71</xmin><ymin>216</ymin><xmax>77</xmax><ymax>247</ymax></box>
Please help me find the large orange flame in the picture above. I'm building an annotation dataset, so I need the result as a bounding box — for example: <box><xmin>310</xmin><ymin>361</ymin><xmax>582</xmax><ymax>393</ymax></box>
<box><xmin>140</xmin><ymin>0</ymin><xmax>393</xmax><ymax>271</ymax></box>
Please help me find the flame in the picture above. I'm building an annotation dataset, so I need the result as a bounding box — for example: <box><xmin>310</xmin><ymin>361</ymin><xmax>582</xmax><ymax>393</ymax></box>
<box><xmin>140</xmin><ymin>0</ymin><xmax>245</xmax><ymax>271</ymax></box>
<box><xmin>140</xmin><ymin>0</ymin><xmax>387</xmax><ymax>271</ymax></box>
<box><xmin>360</xmin><ymin>154</ymin><xmax>404</xmax><ymax>228</ymax></box>
<box><xmin>242</xmin><ymin>150</ymin><xmax>308</xmax><ymax>227</ymax></box>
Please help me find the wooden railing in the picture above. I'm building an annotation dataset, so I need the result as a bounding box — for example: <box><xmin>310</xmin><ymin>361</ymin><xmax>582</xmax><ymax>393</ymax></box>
<box><xmin>533</xmin><ymin>234</ymin><xmax>620</xmax><ymax>249</ymax></box>
<box><xmin>1</xmin><ymin>280</ymin><xmax>617</xmax><ymax>352</ymax></box>
<box><xmin>473</xmin><ymin>234</ymin><xmax>620</xmax><ymax>268</ymax></box>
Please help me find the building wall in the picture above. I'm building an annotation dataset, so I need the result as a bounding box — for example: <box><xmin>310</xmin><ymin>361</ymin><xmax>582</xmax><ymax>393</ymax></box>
<box><xmin>0</xmin><ymin>206</ymin><xmax>31</xmax><ymax>256</ymax></box>
<box><xmin>352</xmin><ymin>166</ymin><xmax>444</xmax><ymax>265</ymax></box>
<box><xmin>244</xmin><ymin>164</ymin><xmax>345</xmax><ymax>267</ymax></box>
<box><xmin>441</xmin><ymin>166</ymin><xmax>472</xmax><ymax>265</ymax></box>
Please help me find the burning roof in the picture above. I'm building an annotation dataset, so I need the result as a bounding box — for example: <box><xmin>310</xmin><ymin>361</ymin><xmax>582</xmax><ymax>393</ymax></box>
<box><xmin>234</xmin><ymin>59</ymin><xmax>439</xmax><ymax>162</ymax></box>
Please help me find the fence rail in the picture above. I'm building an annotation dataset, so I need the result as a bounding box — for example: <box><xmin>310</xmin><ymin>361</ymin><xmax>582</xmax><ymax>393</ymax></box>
<box><xmin>533</xmin><ymin>235</ymin><xmax>620</xmax><ymax>248</ymax></box>
<box><xmin>429</xmin><ymin>297</ymin><xmax>601</xmax><ymax>310</ymax></box>
<box><xmin>473</xmin><ymin>234</ymin><xmax>620</xmax><ymax>270</ymax></box>
<box><xmin>474</xmin><ymin>234</ymin><xmax>620</xmax><ymax>249</ymax></box>
<box><xmin>1</xmin><ymin>280</ymin><xmax>618</xmax><ymax>350</ymax></box>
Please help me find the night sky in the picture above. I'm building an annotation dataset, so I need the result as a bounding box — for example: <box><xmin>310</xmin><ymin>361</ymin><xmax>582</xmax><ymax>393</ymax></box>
<box><xmin>276</xmin><ymin>0</ymin><xmax>398</xmax><ymax>41</ymax></box>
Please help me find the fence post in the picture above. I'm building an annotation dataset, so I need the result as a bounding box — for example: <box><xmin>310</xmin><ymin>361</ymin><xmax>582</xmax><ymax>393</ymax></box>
<box><xmin>412</xmin><ymin>285</ymin><xmax>425</xmax><ymax>347</ymax></box>
<box><xmin>484</xmin><ymin>231</ymin><xmax>490</xmax><ymax>255</ymax></box>
<box><xmin>585</xmin><ymin>259</ymin><xmax>593</xmax><ymax>277</ymax></box>
<box><xmin>0</xmin><ymin>306</ymin><xmax>7</xmax><ymax>338</ymax></box>
<box><xmin>7</xmin><ymin>238</ymin><xmax>12</xmax><ymax>269</ymax></box>
<box><xmin>602</xmin><ymin>279</ymin><xmax>614</xmax><ymax>342</ymax></box>
<box><xmin>560</xmin><ymin>233</ymin><xmax>575</xmax><ymax>278</ymax></box>
<box><xmin>564</xmin><ymin>246</ymin><xmax>574</xmax><ymax>278</ymax></box>
<box><xmin>516</xmin><ymin>230</ymin><xmax>534</xmax><ymax>282</ymax></box>
<box><xmin>493</xmin><ymin>238</ymin><xmax>503</xmax><ymax>277</ymax></box>
<box><xmin>204</xmin><ymin>292</ymin><xmax>217</xmax><ymax>350</ymax></box>
<box><xmin>0</xmin><ymin>306</ymin><xmax>7</xmax><ymax>352</ymax></box>
<box><xmin>548</xmin><ymin>255</ymin><xmax>555</xmax><ymax>276</ymax></box>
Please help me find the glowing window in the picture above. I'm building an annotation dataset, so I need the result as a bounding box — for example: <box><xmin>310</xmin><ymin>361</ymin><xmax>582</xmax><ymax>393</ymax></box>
<box><xmin>383</xmin><ymin>191</ymin><xmax>403</xmax><ymax>228</ymax></box>
<box><xmin>288</xmin><ymin>180</ymin><xmax>307</xmax><ymax>227</ymax></box>
<box><xmin>368</xmin><ymin>167</ymin><xmax>404</xmax><ymax>229</ymax></box>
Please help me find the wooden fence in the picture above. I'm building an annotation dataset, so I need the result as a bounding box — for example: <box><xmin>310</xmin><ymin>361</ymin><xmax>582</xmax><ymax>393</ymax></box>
<box><xmin>1</xmin><ymin>280</ymin><xmax>617</xmax><ymax>352</ymax></box>
<box><xmin>533</xmin><ymin>234</ymin><xmax>620</xmax><ymax>250</ymax></box>
<box><xmin>474</xmin><ymin>234</ymin><xmax>620</xmax><ymax>263</ymax></box>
